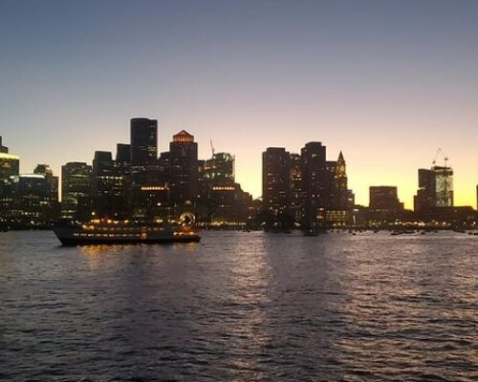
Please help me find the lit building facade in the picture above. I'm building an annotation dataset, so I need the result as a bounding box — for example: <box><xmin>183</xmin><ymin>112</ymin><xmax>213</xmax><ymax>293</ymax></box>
<box><xmin>203</xmin><ymin>153</ymin><xmax>235</xmax><ymax>184</ymax></box>
<box><xmin>34</xmin><ymin>164</ymin><xmax>60</xmax><ymax>220</ymax></box>
<box><xmin>289</xmin><ymin>153</ymin><xmax>304</xmax><ymax>224</ymax></box>
<box><xmin>414</xmin><ymin>166</ymin><xmax>454</xmax><ymax>211</ymax></box>
<box><xmin>92</xmin><ymin>151</ymin><xmax>126</xmax><ymax>218</ymax></box>
<box><xmin>0</xmin><ymin>175</ymin><xmax>53</xmax><ymax>227</ymax></box>
<box><xmin>301</xmin><ymin>142</ymin><xmax>327</xmax><ymax>228</ymax></box>
<box><xmin>0</xmin><ymin>137</ymin><xmax>20</xmax><ymax>182</ymax></box>
<box><xmin>262</xmin><ymin>147</ymin><xmax>290</xmax><ymax>217</ymax></box>
<box><xmin>169</xmin><ymin>130</ymin><xmax>198</xmax><ymax>207</ymax></box>
<box><xmin>61</xmin><ymin>162</ymin><xmax>92</xmax><ymax>219</ymax></box>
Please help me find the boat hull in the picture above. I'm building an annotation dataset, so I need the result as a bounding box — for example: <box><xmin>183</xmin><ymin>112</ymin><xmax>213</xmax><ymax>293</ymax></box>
<box><xmin>54</xmin><ymin>227</ymin><xmax>201</xmax><ymax>246</ymax></box>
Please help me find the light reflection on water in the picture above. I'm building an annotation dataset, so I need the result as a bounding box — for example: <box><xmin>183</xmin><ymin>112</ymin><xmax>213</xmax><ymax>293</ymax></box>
<box><xmin>0</xmin><ymin>230</ymin><xmax>478</xmax><ymax>381</ymax></box>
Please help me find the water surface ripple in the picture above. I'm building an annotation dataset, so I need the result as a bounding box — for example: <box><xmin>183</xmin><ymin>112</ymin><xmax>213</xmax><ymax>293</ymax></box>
<box><xmin>1</xmin><ymin>231</ymin><xmax>478</xmax><ymax>381</ymax></box>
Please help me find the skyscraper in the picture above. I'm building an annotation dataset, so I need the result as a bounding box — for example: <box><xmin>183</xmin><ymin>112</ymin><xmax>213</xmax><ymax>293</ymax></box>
<box><xmin>203</xmin><ymin>153</ymin><xmax>235</xmax><ymax>184</ymax></box>
<box><xmin>61</xmin><ymin>162</ymin><xmax>92</xmax><ymax>219</ymax></box>
<box><xmin>34</xmin><ymin>164</ymin><xmax>60</xmax><ymax>220</ymax></box>
<box><xmin>92</xmin><ymin>151</ymin><xmax>125</xmax><ymax>218</ymax></box>
<box><xmin>130</xmin><ymin>118</ymin><xmax>158</xmax><ymax>166</ymax></box>
<box><xmin>169</xmin><ymin>130</ymin><xmax>198</xmax><ymax>206</ymax></box>
<box><xmin>414</xmin><ymin>165</ymin><xmax>454</xmax><ymax>211</ymax></box>
<box><xmin>0</xmin><ymin>136</ymin><xmax>8</xmax><ymax>154</ymax></box>
<box><xmin>0</xmin><ymin>137</ymin><xmax>19</xmax><ymax>182</ymax></box>
<box><xmin>289</xmin><ymin>153</ymin><xmax>304</xmax><ymax>223</ymax></box>
<box><xmin>301</xmin><ymin>142</ymin><xmax>327</xmax><ymax>227</ymax></box>
<box><xmin>262</xmin><ymin>147</ymin><xmax>290</xmax><ymax>217</ymax></box>
<box><xmin>369</xmin><ymin>186</ymin><xmax>402</xmax><ymax>211</ymax></box>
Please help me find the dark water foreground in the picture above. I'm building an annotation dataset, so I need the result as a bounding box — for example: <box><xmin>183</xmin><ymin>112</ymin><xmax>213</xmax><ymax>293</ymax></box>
<box><xmin>0</xmin><ymin>230</ymin><xmax>477</xmax><ymax>381</ymax></box>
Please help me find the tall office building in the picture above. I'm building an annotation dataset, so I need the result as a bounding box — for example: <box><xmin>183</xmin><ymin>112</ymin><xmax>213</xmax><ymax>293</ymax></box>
<box><xmin>169</xmin><ymin>130</ymin><xmax>198</xmax><ymax>206</ymax></box>
<box><xmin>433</xmin><ymin>166</ymin><xmax>454</xmax><ymax>207</ymax></box>
<box><xmin>262</xmin><ymin>147</ymin><xmax>290</xmax><ymax>216</ymax></box>
<box><xmin>116</xmin><ymin>143</ymin><xmax>131</xmax><ymax>163</ymax></box>
<box><xmin>130</xmin><ymin>118</ymin><xmax>158</xmax><ymax>166</ymax></box>
<box><xmin>369</xmin><ymin>186</ymin><xmax>403</xmax><ymax>211</ymax></box>
<box><xmin>289</xmin><ymin>153</ymin><xmax>304</xmax><ymax>223</ymax></box>
<box><xmin>0</xmin><ymin>174</ymin><xmax>51</xmax><ymax>226</ymax></box>
<box><xmin>92</xmin><ymin>151</ymin><xmax>125</xmax><ymax>218</ymax></box>
<box><xmin>0</xmin><ymin>136</ymin><xmax>8</xmax><ymax>154</ymax></box>
<box><xmin>0</xmin><ymin>137</ymin><xmax>19</xmax><ymax>182</ymax></box>
<box><xmin>61</xmin><ymin>162</ymin><xmax>92</xmax><ymax>219</ymax></box>
<box><xmin>334</xmin><ymin>152</ymin><xmax>351</xmax><ymax>210</ymax></box>
<box><xmin>414</xmin><ymin>166</ymin><xmax>454</xmax><ymax>211</ymax></box>
<box><xmin>203</xmin><ymin>153</ymin><xmax>235</xmax><ymax>184</ymax></box>
<box><xmin>34</xmin><ymin>164</ymin><xmax>60</xmax><ymax>220</ymax></box>
<box><xmin>301</xmin><ymin>142</ymin><xmax>327</xmax><ymax>227</ymax></box>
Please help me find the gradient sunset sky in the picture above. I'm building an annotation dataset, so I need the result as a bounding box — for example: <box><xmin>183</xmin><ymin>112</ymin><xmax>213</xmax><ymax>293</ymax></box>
<box><xmin>1</xmin><ymin>0</ymin><xmax>477</xmax><ymax>208</ymax></box>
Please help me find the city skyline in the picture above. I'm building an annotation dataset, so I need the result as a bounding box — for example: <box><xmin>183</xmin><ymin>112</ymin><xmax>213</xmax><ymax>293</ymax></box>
<box><xmin>2</xmin><ymin>1</ymin><xmax>478</xmax><ymax>208</ymax></box>
<box><xmin>0</xmin><ymin>128</ymin><xmax>471</xmax><ymax>211</ymax></box>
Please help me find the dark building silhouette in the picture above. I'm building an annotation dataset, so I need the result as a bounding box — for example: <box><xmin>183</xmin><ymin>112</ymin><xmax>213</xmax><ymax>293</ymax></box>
<box><xmin>289</xmin><ymin>153</ymin><xmax>304</xmax><ymax>224</ymax></box>
<box><xmin>116</xmin><ymin>143</ymin><xmax>131</xmax><ymax>163</ymax></box>
<box><xmin>369</xmin><ymin>186</ymin><xmax>404</xmax><ymax>225</ymax></box>
<box><xmin>370</xmin><ymin>186</ymin><xmax>402</xmax><ymax>210</ymax></box>
<box><xmin>196</xmin><ymin>152</ymin><xmax>253</xmax><ymax>227</ymax></box>
<box><xmin>0</xmin><ymin>138</ymin><xmax>19</xmax><ymax>182</ymax></box>
<box><xmin>130</xmin><ymin>118</ymin><xmax>158</xmax><ymax>165</ymax></box>
<box><xmin>92</xmin><ymin>151</ymin><xmax>125</xmax><ymax>218</ymax></box>
<box><xmin>333</xmin><ymin>152</ymin><xmax>352</xmax><ymax>210</ymax></box>
<box><xmin>262</xmin><ymin>147</ymin><xmax>290</xmax><ymax>218</ymax></box>
<box><xmin>115</xmin><ymin>143</ymin><xmax>132</xmax><ymax>217</ymax></box>
<box><xmin>0</xmin><ymin>136</ymin><xmax>8</xmax><ymax>154</ymax></box>
<box><xmin>61</xmin><ymin>162</ymin><xmax>92</xmax><ymax>219</ymax></box>
<box><xmin>130</xmin><ymin>118</ymin><xmax>162</xmax><ymax>218</ymax></box>
<box><xmin>34</xmin><ymin>164</ymin><xmax>60</xmax><ymax>220</ymax></box>
<box><xmin>169</xmin><ymin>130</ymin><xmax>198</xmax><ymax>207</ymax></box>
<box><xmin>301</xmin><ymin>142</ymin><xmax>327</xmax><ymax>227</ymax></box>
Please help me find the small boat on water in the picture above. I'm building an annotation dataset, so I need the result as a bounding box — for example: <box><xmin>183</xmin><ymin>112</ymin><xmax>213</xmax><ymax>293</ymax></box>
<box><xmin>54</xmin><ymin>213</ymin><xmax>200</xmax><ymax>246</ymax></box>
<box><xmin>303</xmin><ymin>228</ymin><xmax>320</xmax><ymax>237</ymax></box>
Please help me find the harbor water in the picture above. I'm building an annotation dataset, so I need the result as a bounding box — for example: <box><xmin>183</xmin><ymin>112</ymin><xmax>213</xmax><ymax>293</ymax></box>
<box><xmin>1</xmin><ymin>230</ymin><xmax>477</xmax><ymax>381</ymax></box>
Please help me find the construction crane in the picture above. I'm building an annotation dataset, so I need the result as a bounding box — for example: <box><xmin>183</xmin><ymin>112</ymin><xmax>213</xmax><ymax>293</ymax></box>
<box><xmin>210</xmin><ymin>139</ymin><xmax>215</xmax><ymax>157</ymax></box>
<box><xmin>432</xmin><ymin>148</ymin><xmax>449</xmax><ymax>168</ymax></box>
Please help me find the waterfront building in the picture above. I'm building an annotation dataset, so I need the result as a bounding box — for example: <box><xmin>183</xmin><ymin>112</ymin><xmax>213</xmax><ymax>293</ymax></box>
<box><xmin>289</xmin><ymin>153</ymin><xmax>304</xmax><ymax>224</ymax></box>
<box><xmin>116</xmin><ymin>143</ymin><xmax>131</xmax><ymax>163</ymax></box>
<box><xmin>0</xmin><ymin>174</ymin><xmax>52</xmax><ymax>227</ymax></box>
<box><xmin>370</xmin><ymin>186</ymin><xmax>402</xmax><ymax>211</ymax></box>
<box><xmin>34</xmin><ymin>164</ymin><xmax>60</xmax><ymax>220</ymax></box>
<box><xmin>301</xmin><ymin>142</ymin><xmax>327</xmax><ymax>228</ymax></box>
<box><xmin>333</xmin><ymin>152</ymin><xmax>352</xmax><ymax>210</ymax></box>
<box><xmin>369</xmin><ymin>186</ymin><xmax>404</xmax><ymax>225</ymax></box>
<box><xmin>203</xmin><ymin>152</ymin><xmax>235</xmax><ymax>184</ymax></box>
<box><xmin>61</xmin><ymin>162</ymin><xmax>92</xmax><ymax>219</ymax></box>
<box><xmin>169</xmin><ymin>130</ymin><xmax>198</xmax><ymax>207</ymax></box>
<box><xmin>130</xmin><ymin>118</ymin><xmax>158</xmax><ymax>166</ymax></box>
<box><xmin>262</xmin><ymin>147</ymin><xmax>290</xmax><ymax>218</ymax></box>
<box><xmin>0</xmin><ymin>137</ymin><xmax>20</xmax><ymax>182</ymax></box>
<box><xmin>414</xmin><ymin>166</ymin><xmax>454</xmax><ymax>212</ymax></box>
<box><xmin>92</xmin><ymin>151</ymin><xmax>125</xmax><ymax>218</ymax></box>
<box><xmin>0</xmin><ymin>136</ymin><xmax>8</xmax><ymax>154</ymax></box>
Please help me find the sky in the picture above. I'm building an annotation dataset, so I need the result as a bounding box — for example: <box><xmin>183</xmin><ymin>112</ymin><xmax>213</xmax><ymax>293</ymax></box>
<box><xmin>1</xmin><ymin>0</ymin><xmax>478</xmax><ymax>209</ymax></box>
